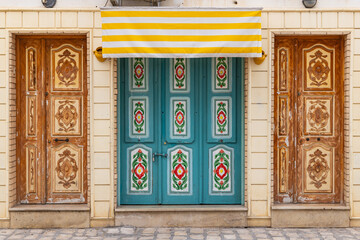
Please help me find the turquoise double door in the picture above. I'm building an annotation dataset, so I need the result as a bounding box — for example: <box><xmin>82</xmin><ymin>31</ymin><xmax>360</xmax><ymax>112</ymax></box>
<box><xmin>118</xmin><ymin>57</ymin><xmax>244</xmax><ymax>205</ymax></box>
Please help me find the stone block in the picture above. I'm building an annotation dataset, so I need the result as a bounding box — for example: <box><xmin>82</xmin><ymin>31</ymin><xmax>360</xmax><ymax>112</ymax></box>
<box><xmin>94</xmin><ymin>201</ymin><xmax>111</xmax><ymax>217</ymax></box>
<box><xmin>62</xmin><ymin>12</ymin><xmax>78</xmax><ymax>28</ymax></box>
<box><xmin>352</xmin><ymin>185</ymin><xmax>360</xmax><ymax>201</ymax></box>
<box><xmin>251</xmin><ymin>88</ymin><xmax>268</xmax><ymax>104</ymax></box>
<box><xmin>250</xmin><ymin>152</ymin><xmax>268</xmax><ymax>169</ymax></box>
<box><xmin>285</xmin><ymin>12</ymin><xmax>300</xmax><ymax>28</ymax></box>
<box><xmin>39</xmin><ymin>12</ymin><xmax>55</xmax><ymax>28</ymax></box>
<box><xmin>93</xmin><ymin>136</ymin><xmax>111</xmax><ymax>152</ymax></box>
<box><xmin>93</xmin><ymin>152</ymin><xmax>111</xmax><ymax>169</ymax></box>
<box><xmin>250</xmin><ymin>103</ymin><xmax>268</xmax><ymax>120</ymax></box>
<box><xmin>0</xmin><ymin>12</ymin><xmax>5</xmax><ymax>28</ymax></box>
<box><xmin>94</xmin><ymin>168</ymin><xmax>111</xmax><ymax>185</ymax></box>
<box><xmin>94</xmin><ymin>103</ymin><xmax>110</xmax><ymax>119</ymax></box>
<box><xmin>94</xmin><ymin>185</ymin><xmax>111</xmax><ymax>201</ymax></box>
<box><xmin>301</xmin><ymin>12</ymin><xmax>317</xmax><ymax>28</ymax></box>
<box><xmin>0</xmin><ymin>169</ymin><xmax>6</xmax><ymax>185</ymax></box>
<box><xmin>251</xmin><ymin>71</ymin><xmax>268</xmax><ymax>88</ymax></box>
<box><xmin>0</xmin><ymin>55</ymin><xmax>6</xmax><ymax>71</ymax></box>
<box><xmin>0</xmin><ymin>39</ymin><xmax>5</xmax><ymax>55</ymax></box>
<box><xmin>250</xmin><ymin>169</ymin><xmax>267</xmax><ymax>184</ymax></box>
<box><xmin>250</xmin><ymin>120</ymin><xmax>267</xmax><ymax>136</ymax></box>
<box><xmin>339</xmin><ymin>12</ymin><xmax>353</xmax><ymax>28</ymax></box>
<box><xmin>355</xmin><ymin>39</ymin><xmax>360</xmax><ymax>54</ymax></box>
<box><xmin>115</xmin><ymin>206</ymin><xmax>247</xmax><ymax>227</ymax></box>
<box><xmin>0</xmin><ymin>105</ymin><xmax>5</xmax><ymax>120</ymax></box>
<box><xmin>0</xmin><ymin>137</ymin><xmax>5</xmax><ymax>153</ymax></box>
<box><xmin>356</xmin><ymin>12</ymin><xmax>360</xmax><ymax>28</ymax></box>
<box><xmin>94</xmin><ymin>11</ymin><xmax>102</xmax><ymax>29</ymax></box>
<box><xmin>93</xmin><ymin>55</ymin><xmax>111</xmax><ymax>71</ymax></box>
<box><xmin>272</xmin><ymin>206</ymin><xmax>350</xmax><ymax>227</ymax></box>
<box><xmin>94</xmin><ymin>87</ymin><xmax>110</xmax><ymax>103</ymax></box>
<box><xmin>0</xmin><ymin>121</ymin><xmax>5</xmax><ymax>137</ymax></box>
<box><xmin>355</xmin><ymin>55</ymin><xmax>360</xmax><ymax>71</ymax></box>
<box><xmin>78</xmin><ymin>12</ymin><xmax>93</xmax><ymax>28</ymax></box>
<box><xmin>321</xmin><ymin>12</ymin><xmax>337</xmax><ymax>28</ymax></box>
<box><xmin>94</xmin><ymin>71</ymin><xmax>111</xmax><ymax>87</ymax></box>
<box><xmin>250</xmin><ymin>200</ymin><xmax>268</xmax><ymax>216</ymax></box>
<box><xmin>6</xmin><ymin>12</ymin><xmax>21</xmax><ymax>28</ymax></box>
<box><xmin>23</xmin><ymin>12</ymin><xmax>38</xmax><ymax>28</ymax></box>
<box><xmin>268</xmin><ymin>12</ymin><xmax>284</xmax><ymax>29</ymax></box>
<box><xmin>0</xmin><ymin>153</ymin><xmax>5</xmax><ymax>169</ymax></box>
<box><xmin>0</xmin><ymin>203</ymin><xmax>7</xmax><ymax>219</ymax></box>
<box><xmin>9</xmin><ymin>207</ymin><xmax>90</xmax><ymax>228</ymax></box>
<box><xmin>261</xmin><ymin>12</ymin><xmax>268</xmax><ymax>28</ymax></box>
<box><xmin>251</xmin><ymin>136</ymin><xmax>268</xmax><ymax>153</ymax></box>
<box><xmin>251</xmin><ymin>185</ymin><xmax>268</xmax><ymax>200</ymax></box>
<box><xmin>94</xmin><ymin>119</ymin><xmax>111</xmax><ymax>136</ymax></box>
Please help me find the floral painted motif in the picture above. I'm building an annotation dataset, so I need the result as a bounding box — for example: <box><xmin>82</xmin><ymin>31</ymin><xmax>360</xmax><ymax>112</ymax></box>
<box><xmin>131</xmin><ymin>148</ymin><xmax>149</xmax><ymax>191</ymax></box>
<box><xmin>216</xmin><ymin>57</ymin><xmax>228</xmax><ymax>89</ymax></box>
<box><xmin>174</xmin><ymin>101</ymin><xmax>186</xmax><ymax>135</ymax></box>
<box><xmin>211</xmin><ymin>147</ymin><xmax>232</xmax><ymax>192</ymax></box>
<box><xmin>133</xmin><ymin>101</ymin><xmax>145</xmax><ymax>134</ymax></box>
<box><xmin>174</xmin><ymin>58</ymin><xmax>186</xmax><ymax>89</ymax></box>
<box><xmin>171</xmin><ymin>149</ymin><xmax>189</xmax><ymax>192</ymax></box>
<box><xmin>307</xmin><ymin>149</ymin><xmax>330</xmax><ymax>189</ymax></box>
<box><xmin>216</xmin><ymin>101</ymin><xmax>228</xmax><ymax>134</ymax></box>
<box><xmin>133</xmin><ymin>58</ymin><xmax>145</xmax><ymax>88</ymax></box>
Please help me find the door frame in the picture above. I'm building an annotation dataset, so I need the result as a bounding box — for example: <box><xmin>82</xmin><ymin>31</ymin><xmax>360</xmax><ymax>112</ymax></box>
<box><xmin>116</xmin><ymin>58</ymin><xmax>246</xmax><ymax>206</ymax></box>
<box><xmin>14</xmin><ymin>34</ymin><xmax>90</xmax><ymax>205</ymax></box>
<box><xmin>271</xmin><ymin>32</ymin><xmax>351</xmax><ymax>205</ymax></box>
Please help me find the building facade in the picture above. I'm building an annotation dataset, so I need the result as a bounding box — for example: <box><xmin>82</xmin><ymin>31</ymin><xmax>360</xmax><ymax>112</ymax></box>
<box><xmin>0</xmin><ymin>0</ymin><xmax>359</xmax><ymax>228</ymax></box>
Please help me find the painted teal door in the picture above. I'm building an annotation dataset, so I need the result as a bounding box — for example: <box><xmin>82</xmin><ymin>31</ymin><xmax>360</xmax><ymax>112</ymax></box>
<box><xmin>118</xmin><ymin>58</ymin><xmax>244</xmax><ymax>205</ymax></box>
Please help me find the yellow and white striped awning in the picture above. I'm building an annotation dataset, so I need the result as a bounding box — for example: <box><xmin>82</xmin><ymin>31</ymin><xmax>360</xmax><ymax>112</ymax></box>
<box><xmin>101</xmin><ymin>7</ymin><xmax>262</xmax><ymax>58</ymax></box>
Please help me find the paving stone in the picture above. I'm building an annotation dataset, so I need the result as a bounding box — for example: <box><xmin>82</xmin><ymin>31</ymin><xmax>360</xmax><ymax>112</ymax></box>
<box><xmin>190</xmin><ymin>234</ymin><xmax>204</xmax><ymax>239</ymax></box>
<box><xmin>174</xmin><ymin>231</ymin><xmax>187</xmax><ymax>235</ymax></box>
<box><xmin>223</xmin><ymin>234</ymin><xmax>237</xmax><ymax>239</ymax></box>
<box><xmin>105</xmin><ymin>228</ymin><xmax>120</xmax><ymax>234</ymax></box>
<box><xmin>206</xmin><ymin>236</ymin><xmax>221</xmax><ymax>240</ymax></box>
<box><xmin>190</xmin><ymin>228</ymin><xmax>204</xmax><ymax>234</ymax></box>
<box><xmin>120</xmin><ymin>227</ymin><xmax>135</xmax><ymax>234</ymax></box>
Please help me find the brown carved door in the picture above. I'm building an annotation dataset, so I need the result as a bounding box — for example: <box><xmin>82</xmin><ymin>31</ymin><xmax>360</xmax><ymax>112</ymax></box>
<box><xmin>16</xmin><ymin>36</ymin><xmax>87</xmax><ymax>204</ymax></box>
<box><xmin>274</xmin><ymin>36</ymin><xmax>344</xmax><ymax>204</ymax></box>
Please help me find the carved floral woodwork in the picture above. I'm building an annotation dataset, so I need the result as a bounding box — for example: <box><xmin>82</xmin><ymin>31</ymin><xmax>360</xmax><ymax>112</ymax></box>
<box><xmin>26</xmin><ymin>144</ymin><xmax>37</xmax><ymax>193</ymax></box>
<box><xmin>26</xmin><ymin>96</ymin><xmax>36</xmax><ymax>137</ymax></box>
<box><xmin>53</xmin><ymin>97</ymin><xmax>81</xmax><ymax>136</ymax></box>
<box><xmin>304</xmin><ymin>146</ymin><xmax>333</xmax><ymax>192</ymax></box>
<box><xmin>278</xmin><ymin>97</ymin><xmax>288</xmax><ymax>136</ymax></box>
<box><xmin>52</xmin><ymin>45</ymin><xmax>83</xmax><ymax>91</ymax></box>
<box><xmin>278</xmin><ymin>48</ymin><xmax>288</xmax><ymax>91</ymax></box>
<box><xmin>278</xmin><ymin>146</ymin><xmax>288</xmax><ymax>193</ymax></box>
<box><xmin>305</xmin><ymin>97</ymin><xmax>333</xmax><ymax>135</ymax></box>
<box><xmin>26</xmin><ymin>47</ymin><xmax>37</xmax><ymax>91</ymax></box>
<box><xmin>304</xmin><ymin>45</ymin><xmax>334</xmax><ymax>91</ymax></box>
<box><xmin>52</xmin><ymin>144</ymin><xmax>82</xmax><ymax>192</ymax></box>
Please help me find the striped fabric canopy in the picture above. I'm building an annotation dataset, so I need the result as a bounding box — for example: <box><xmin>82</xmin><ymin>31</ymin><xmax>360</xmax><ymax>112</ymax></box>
<box><xmin>101</xmin><ymin>7</ymin><xmax>262</xmax><ymax>58</ymax></box>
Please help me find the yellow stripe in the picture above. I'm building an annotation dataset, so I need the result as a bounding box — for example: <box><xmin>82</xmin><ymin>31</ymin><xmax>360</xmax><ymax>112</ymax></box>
<box><xmin>102</xmin><ymin>22</ymin><xmax>260</xmax><ymax>30</ymax></box>
<box><xmin>103</xmin><ymin>35</ymin><xmax>261</xmax><ymax>42</ymax></box>
<box><xmin>103</xmin><ymin>47</ymin><xmax>262</xmax><ymax>54</ymax></box>
<box><xmin>101</xmin><ymin>10</ymin><xmax>261</xmax><ymax>18</ymax></box>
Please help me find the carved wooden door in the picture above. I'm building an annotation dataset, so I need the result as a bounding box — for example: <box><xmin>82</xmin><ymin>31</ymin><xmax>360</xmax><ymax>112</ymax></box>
<box><xmin>274</xmin><ymin>36</ymin><xmax>344</xmax><ymax>204</ymax></box>
<box><xmin>16</xmin><ymin>36</ymin><xmax>87</xmax><ymax>204</ymax></box>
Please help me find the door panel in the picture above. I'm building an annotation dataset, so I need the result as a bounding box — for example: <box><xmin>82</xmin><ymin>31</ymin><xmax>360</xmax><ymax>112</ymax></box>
<box><xmin>119</xmin><ymin>58</ymin><xmax>159</xmax><ymax>204</ymax></box>
<box><xmin>17</xmin><ymin>38</ymin><xmax>44</xmax><ymax>203</ymax></box>
<box><xmin>274</xmin><ymin>36</ymin><xmax>344</xmax><ymax>204</ymax></box>
<box><xmin>118</xmin><ymin>57</ymin><xmax>244</xmax><ymax>205</ymax></box>
<box><xmin>16</xmin><ymin>36</ymin><xmax>87</xmax><ymax>204</ymax></box>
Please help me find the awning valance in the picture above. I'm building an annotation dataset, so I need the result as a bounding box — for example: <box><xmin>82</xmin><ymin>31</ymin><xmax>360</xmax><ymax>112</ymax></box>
<box><xmin>101</xmin><ymin>7</ymin><xmax>262</xmax><ymax>58</ymax></box>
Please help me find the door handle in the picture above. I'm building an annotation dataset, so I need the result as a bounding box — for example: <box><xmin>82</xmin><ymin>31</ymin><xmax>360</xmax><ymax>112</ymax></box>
<box><xmin>152</xmin><ymin>153</ymin><xmax>168</xmax><ymax>162</ymax></box>
<box><xmin>54</xmin><ymin>138</ymin><xmax>69</xmax><ymax>142</ymax></box>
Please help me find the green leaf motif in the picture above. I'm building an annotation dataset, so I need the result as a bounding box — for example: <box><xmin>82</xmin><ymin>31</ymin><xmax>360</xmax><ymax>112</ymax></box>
<box><xmin>133</xmin><ymin>101</ymin><xmax>145</xmax><ymax>134</ymax></box>
<box><xmin>213</xmin><ymin>149</ymin><xmax>230</xmax><ymax>191</ymax></box>
<box><xmin>174</xmin><ymin>101</ymin><xmax>186</xmax><ymax>134</ymax></box>
<box><xmin>131</xmin><ymin>149</ymin><xmax>148</xmax><ymax>191</ymax></box>
<box><xmin>216</xmin><ymin>57</ymin><xmax>228</xmax><ymax>88</ymax></box>
<box><xmin>171</xmin><ymin>149</ymin><xmax>189</xmax><ymax>191</ymax></box>
<box><xmin>174</xmin><ymin>58</ymin><xmax>186</xmax><ymax>89</ymax></box>
<box><xmin>133</xmin><ymin>58</ymin><xmax>145</xmax><ymax>88</ymax></box>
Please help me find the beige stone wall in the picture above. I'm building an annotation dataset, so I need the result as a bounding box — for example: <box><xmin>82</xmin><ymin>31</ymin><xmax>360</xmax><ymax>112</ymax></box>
<box><xmin>0</xmin><ymin>9</ymin><xmax>115</xmax><ymax>223</ymax></box>
<box><xmin>1</xmin><ymin>6</ymin><xmax>360</xmax><ymax>227</ymax></box>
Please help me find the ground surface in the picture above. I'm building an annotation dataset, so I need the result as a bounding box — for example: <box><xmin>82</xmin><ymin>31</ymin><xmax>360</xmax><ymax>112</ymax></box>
<box><xmin>1</xmin><ymin>227</ymin><xmax>360</xmax><ymax>239</ymax></box>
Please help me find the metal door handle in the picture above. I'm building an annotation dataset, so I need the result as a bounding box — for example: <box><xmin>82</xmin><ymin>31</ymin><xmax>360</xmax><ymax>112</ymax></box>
<box><xmin>152</xmin><ymin>153</ymin><xmax>168</xmax><ymax>162</ymax></box>
<box><xmin>54</xmin><ymin>138</ymin><xmax>69</xmax><ymax>142</ymax></box>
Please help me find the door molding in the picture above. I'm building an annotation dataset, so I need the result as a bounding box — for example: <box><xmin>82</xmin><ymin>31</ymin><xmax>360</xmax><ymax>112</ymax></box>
<box><xmin>271</xmin><ymin>32</ymin><xmax>351</xmax><ymax>206</ymax></box>
<box><xmin>12</xmin><ymin>33</ymin><xmax>91</xmax><ymax>207</ymax></box>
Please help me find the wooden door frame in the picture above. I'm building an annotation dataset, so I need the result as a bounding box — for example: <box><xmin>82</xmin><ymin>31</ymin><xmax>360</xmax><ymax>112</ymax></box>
<box><xmin>15</xmin><ymin>34</ymin><xmax>90</xmax><ymax>205</ymax></box>
<box><xmin>271</xmin><ymin>32</ymin><xmax>350</xmax><ymax>205</ymax></box>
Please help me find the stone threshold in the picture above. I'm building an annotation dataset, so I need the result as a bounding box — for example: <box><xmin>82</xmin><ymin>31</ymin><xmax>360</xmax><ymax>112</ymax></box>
<box><xmin>9</xmin><ymin>204</ymin><xmax>90</xmax><ymax>228</ymax></box>
<box><xmin>115</xmin><ymin>205</ymin><xmax>248</xmax><ymax>227</ymax></box>
<box><xmin>272</xmin><ymin>204</ymin><xmax>350</xmax><ymax>210</ymax></box>
<box><xmin>271</xmin><ymin>204</ymin><xmax>350</xmax><ymax>227</ymax></box>
<box><xmin>9</xmin><ymin>204</ymin><xmax>90</xmax><ymax>212</ymax></box>
<box><xmin>116</xmin><ymin>205</ymin><xmax>247</xmax><ymax>212</ymax></box>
